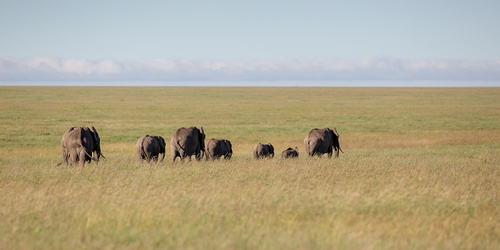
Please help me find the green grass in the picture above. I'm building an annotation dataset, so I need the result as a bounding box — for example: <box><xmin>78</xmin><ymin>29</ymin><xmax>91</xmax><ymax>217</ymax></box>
<box><xmin>0</xmin><ymin>86</ymin><xmax>499</xmax><ymax>249</ymax></box>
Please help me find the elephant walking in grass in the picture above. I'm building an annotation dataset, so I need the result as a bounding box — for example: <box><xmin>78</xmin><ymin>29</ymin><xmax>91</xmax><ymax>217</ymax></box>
<box><xmin>170</xmin><ymin>127</ymin><xmax>206</xmax><ymax>162</ymax></box>
<box><xmin>60</xmin><ymin>126</ymin><xmax>104</xmax><ymax>166</ymax></box>
<box><xmin>253</xmin><ymin>143</ymin><xmax>274</xmax><ymax>159</ymax></box>
<box><xmin>281</xmin><ymin>147</ymin><xmax>299</xmax><ymax>159</ymax></box>
<box><xmin>205</xmin><ymin>139</ymin><xmax>232</xmax><ymax>160</ymax></box>
<box><xmin>136</xmin><ymin>135</ymin><xmax>166</xmax><ymax>163</ymax></box>
<box><xmin>304</xmin><ymin>127</ymin><xmax>342</xmax><ymax>158</ymax></box>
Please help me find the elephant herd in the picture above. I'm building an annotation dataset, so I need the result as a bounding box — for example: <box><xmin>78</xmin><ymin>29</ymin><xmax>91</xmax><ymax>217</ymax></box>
<box><xmin>60</xmin><ymin>126</ymin><xmax>342</xmax><ymax>166</ymax></box>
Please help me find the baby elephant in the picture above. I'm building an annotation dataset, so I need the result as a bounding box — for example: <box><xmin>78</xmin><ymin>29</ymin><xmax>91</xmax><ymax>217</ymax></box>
<box><xmin>281</xmin><ymin>147</ymin><xmax>299</xmax><ymax>159</ymax></box>
<box><xmin>253</xmin><ymin>143</ymin><xmax>274</xmax><ymax>159</ymax></box>
<box><xmin>136</xmin><ymin>135</ymin><xmax>166</xmax><ymax>163</ymax></box>
<box><xmin>206</xmin><ymin>139</ymin><xmax>233</xmax><ymax>160</ymax></box>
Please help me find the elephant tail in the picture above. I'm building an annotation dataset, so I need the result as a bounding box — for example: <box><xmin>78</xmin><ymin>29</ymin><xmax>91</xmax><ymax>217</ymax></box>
<box><xmin>176</xmin><ymin>140</ymin><xmax>186</xmax><ymax>151</ymax></box>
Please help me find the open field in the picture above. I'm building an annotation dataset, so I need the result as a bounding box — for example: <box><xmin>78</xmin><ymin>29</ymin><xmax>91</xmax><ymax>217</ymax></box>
<box><xmin>0</xmin><ymin>86</ymin><xmax>499</xmax><ymax>249</ymax></box>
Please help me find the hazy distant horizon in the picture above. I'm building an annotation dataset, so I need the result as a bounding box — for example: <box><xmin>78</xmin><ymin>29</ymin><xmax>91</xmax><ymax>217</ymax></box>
<box><xmin>1</xmin><ymin>80</ymin><xmax>499</xmax><ymax>87</ymax></box>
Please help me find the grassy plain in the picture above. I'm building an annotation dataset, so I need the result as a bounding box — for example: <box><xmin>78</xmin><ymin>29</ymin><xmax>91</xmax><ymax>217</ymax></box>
<box><xmin>0</xmin><ymin>86</ymin><xmax>499</xmax><ymax>249</ymax></box>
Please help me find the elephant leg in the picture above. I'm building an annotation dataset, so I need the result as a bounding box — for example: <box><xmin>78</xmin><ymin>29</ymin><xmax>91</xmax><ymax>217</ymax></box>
<box><xmin>171</xmin><ymin>151</ymin><xmax>178</xmax><ymax>162</ymax></box>
<box><xmin>326</xmin><ymin>145</ymin><xmax>332</xmax><ymax>158</ymax></box>
<box><xmin>170</xmin><ymin>148</ymin><xmax>175</xmax><ymax>162</ymax></box>
<box><xmin>310</xmin><ymin>142</ymin><xmax>320</xmax><ymax>157</ymax></box>
<box><xmin>62</xmin><ymin>148</ymin><xmax>68</xmax><ymax>165</ymax></box>
<box><xmin>78</xmin><ymin>149</ymin><xmax>86</xmax><ymax>167</ymax></box>
<box><xmin>138</xmin><ymin>150</ymin><xmax>144</xmax><ymax>163</ymax></box>
<box><xmin>181</xmin><ymin>150</ymin><xmax>189</xmax><ymax>162</ymax></box>
<box><xmin>92</xmin><ymin>152</ymin><xmax>99</xmax><ymax>165</ymax></box>
<box><xmin>314</xmin><ymin>149</ymin><xmax>322</xmax><ymax>157</ymax></box>
<box><xmin>63</xmin><ymin>154</ymin><xmax>69</xmax><ymax>165</ymax></box>
<box><xmin>63</xmin><ymin>151</ymin><xmax>70</xmax><ymax>166</ymax></box>
<box><xmin>69</xmin><ymin>151</ymin><xmax>78</xmax><ymax>166</ymax></box>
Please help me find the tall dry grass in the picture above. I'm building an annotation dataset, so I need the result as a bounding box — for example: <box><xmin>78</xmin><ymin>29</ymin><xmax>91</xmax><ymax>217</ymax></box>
<box><xmin>0</xmin><ymin>87</ymin><xmax>499</xmax><ymax>249</ymax></box>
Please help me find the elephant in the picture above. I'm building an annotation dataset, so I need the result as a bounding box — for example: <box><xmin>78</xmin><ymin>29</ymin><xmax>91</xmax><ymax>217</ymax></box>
<box><xmin>136</xmin><ymin>135</ymin><xmax>166</xmax><ymax>163</ymax></box>
<box><xmin>170</xmin><ymin>127</ymin><xmax>206</xmax><ymax>162</ymax></box>
<box><xmin>60</xmin><ymin>126</ymin><xmax>104</xmax><ymax>166</ymax></box>
<box><xmin>304</xmin><ymin>127</ymin><xmax>342</xmax><ymax>158</ymax></box>
<box><xmin>253</xmin><ymin>143</ymin><xmax>274</xmax><ymax>159</ymax></box>
<box><xmin>281</xmin><ymin>147</ymin><xmax>299</xmax><ymax>159</ymax></box>
<box><xmin>205</xmin><ymin>139</ymin><xmax>232</xmax><ymax>160</ymax></box>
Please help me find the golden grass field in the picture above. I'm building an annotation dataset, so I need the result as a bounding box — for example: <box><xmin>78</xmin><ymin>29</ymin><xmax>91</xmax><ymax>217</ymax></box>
<box><xmin>0</xmin><ymin>86</ymin><xmax>499</xmax><ymax>249</ymax></box>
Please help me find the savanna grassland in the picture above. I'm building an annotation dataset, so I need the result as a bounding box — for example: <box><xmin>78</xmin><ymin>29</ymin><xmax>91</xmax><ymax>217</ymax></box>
<box><xmin>0</xmin><ymin>86</ymin><xmax>499</xmax><ymax>249</ymax></box>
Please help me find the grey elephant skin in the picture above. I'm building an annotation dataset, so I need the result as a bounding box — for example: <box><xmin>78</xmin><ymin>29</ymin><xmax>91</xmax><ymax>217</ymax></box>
<box><xmin>170</xmin><ymin>127</ymin><xmax>206</xmax><ymax>162</ymax></box>
<box><xmin>253</xmin><ymin>143</ymin><xmax>274</xmax><ymax>159</ymax></box>
<box><xmin>281</xmin><ymin>147</ymin><xmax>299</xmax><ymax>159</ymax></box>
<box><xmin>61</xmin><ymin>126</ymin><xmax>103</xmax><ymax>166</ymax></box>
<box><xmin>304</xmin><ymin>127</ymin><xmax>341</xmax><ymax>158</ymax></box>
<box><xmin>136</xmin><ymin>135</ymin><xmax>166</xmax><ymax>163</ymax></box>
<box><xmin>206</xmin><ymin>139</ymin><xmax>232</xmax><ymax>160</ymax></box>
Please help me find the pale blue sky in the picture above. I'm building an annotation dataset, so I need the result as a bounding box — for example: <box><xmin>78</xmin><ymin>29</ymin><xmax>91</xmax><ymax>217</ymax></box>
<box><xmin>1</xmin><ymin>0</ymin><xmax>500</xmax><ymax>83</ymax></box>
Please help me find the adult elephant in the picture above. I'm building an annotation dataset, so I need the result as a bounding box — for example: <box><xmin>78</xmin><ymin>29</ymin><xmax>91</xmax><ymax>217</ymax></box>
<box><xmin>253</xmin><ymin>143</ymin><xmax>274</xmax><ymax>159</ymax></box>
<box><xmin>281</xmin><ymin>147</ymin><xmax>299</xmax><ymax>159</ymax></box>
<box><xmin>136</xmin><ymin>135</ymin><xmax>166</xmax><ymax>163</ymax></box>
<box><xmin>205</xmin><ymin>139</ymin><xmax>232</xmax><ymax>160</ymax></box>
<box><xmin>304</xmin><ymin>127</ymin><xmax>342</xmax><ymax>158</ymax></box>
<box><xmin>170</xmin><ymin>127</ymin><xmax>206</xmax><ymax>162</ymax></box>
<box><xmin>61</xmin><ymin>126</ymin><xmax>104</xmax><ymax>166</ymax></box>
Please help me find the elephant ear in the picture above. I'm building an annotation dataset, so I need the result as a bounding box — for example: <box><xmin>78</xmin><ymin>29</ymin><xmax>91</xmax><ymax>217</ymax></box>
<box><xmin>332</xmin><ymin>127</ymin><xmax>339</xmax><ymax>138</ymax></box>
<box><xmin>89</xmin><ymin>126</ymin><xmax>98</xmax><ymax>145</ymax></box>
<box><xmin>269</xmin><ymin>144</ymin><xmax>274</xmax><ymax>153</ymax></box>
<box><xmin>159</xmin><ymin>137</ymin><xmax>166</xmax><ymax>153</ymax></box>
<box><xmin>199</xmin><ymin>127</ymin><xmax>205</xmax><ymax>150</ymax></box>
